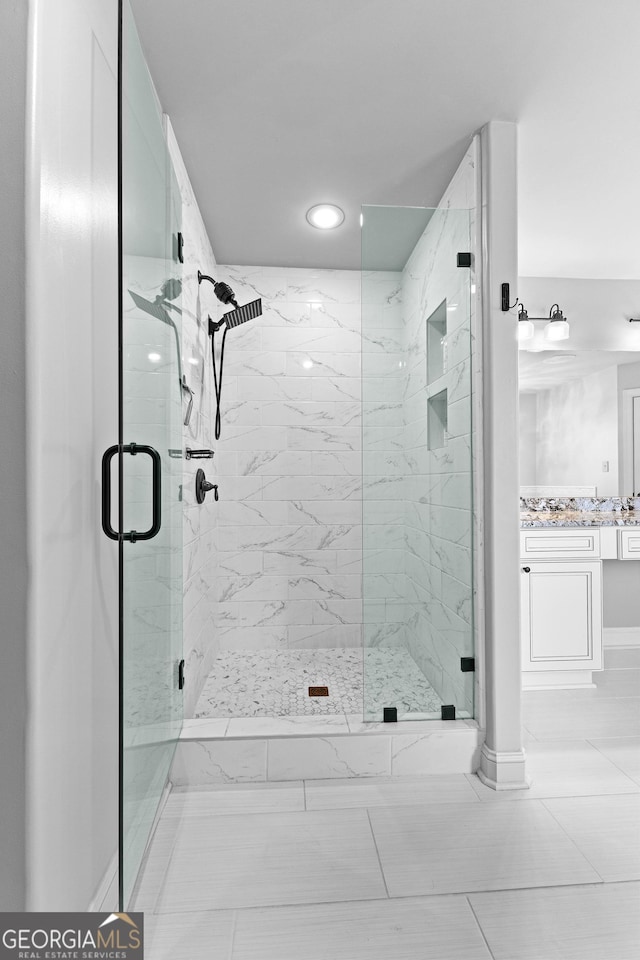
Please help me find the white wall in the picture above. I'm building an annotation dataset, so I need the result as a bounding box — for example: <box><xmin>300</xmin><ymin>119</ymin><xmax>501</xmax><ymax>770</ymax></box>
<box><xmin>396</xmin><ymin>141</ymin><xmax>478</xmax><ymax>715</ymax></box>
<box><xmin>534</xmin><ymin>364</ymin><xmax>619</xmax><ymax>496</ymax></box>
<box><xmin>0</xmin><ymin>0</ymin><xmax>29</xmax><ymax>912</ymax></box>
<box><xmin>165</xmin><ymin>123</ymin><xmax>220</xmax><ymax>716</ymax></box>
<box><xmin>26</xmin><ymin>0</ymin><xmax>119</xmax><ymax>909</ymax></box>
<box><xmin>518</xmin><ymin>393</ymin><xmax>538</xmax><ymax>485</ymax></box>
<box><xmin>206</xmin><ymin>265</ymin><xmax>362</xmax><ymax>660</ymax></box>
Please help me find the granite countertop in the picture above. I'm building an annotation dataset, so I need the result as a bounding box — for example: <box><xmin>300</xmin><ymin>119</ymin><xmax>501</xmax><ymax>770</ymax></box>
<box><xmin>520</xmin><ymin>497</ymin><xmax>640</xmax><ymax>527</ymax></box>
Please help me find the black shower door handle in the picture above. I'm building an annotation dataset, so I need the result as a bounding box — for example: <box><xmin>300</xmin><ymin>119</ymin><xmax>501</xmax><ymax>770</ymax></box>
<box><xmin>101</xmin><ymin>443</ymin><xmax>162</xmax><ymax>542</ymax></box>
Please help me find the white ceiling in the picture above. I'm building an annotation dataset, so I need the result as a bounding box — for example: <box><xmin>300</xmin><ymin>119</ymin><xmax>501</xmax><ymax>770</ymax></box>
<box><xmin>131</xmin><ymin>0</ymin><xmax>640</xmax><ymax>275</ymax></box>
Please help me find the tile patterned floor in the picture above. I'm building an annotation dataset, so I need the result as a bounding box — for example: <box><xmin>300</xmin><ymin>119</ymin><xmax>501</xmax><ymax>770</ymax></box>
<box><xmin>135</xmin><ymin>646</ymin><xmax>640</xmax><ymax>959</ymax></box>
<box><xmin>194</xmin><ymin>647</ymin><xmax>443</xmax><ymax>719</ymax></box>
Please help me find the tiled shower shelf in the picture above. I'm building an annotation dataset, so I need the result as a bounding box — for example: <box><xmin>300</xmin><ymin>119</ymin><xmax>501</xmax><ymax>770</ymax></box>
<box><xmin>171</xmin><ymin>716</ymin><xmax>482</xmax><ymax>785</ymax></box>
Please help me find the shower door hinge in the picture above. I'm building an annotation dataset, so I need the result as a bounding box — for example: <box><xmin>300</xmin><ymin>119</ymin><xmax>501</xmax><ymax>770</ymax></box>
<box><xmin>441</xmin><ymin>705</ymin><xmax>456</xmax><ymax>720</ymax></box>
<box><xmin>177</xmin><ymin>232</ymin><xmax>184</xmax><ymax>263</ymax></box>
<box><xmin>456</xmin><ymin>252</ymin><xmax>472</xmax><ymax>268</ymax></box>
<box><xmin>178</xmin><ymin>659</ymin><xmax>185</xmax><ymax>690</ymax></box>
<box><xmin>460</xmin><ymin>657</ymin><xmax>475</xmax><ymax>672</ymax></box>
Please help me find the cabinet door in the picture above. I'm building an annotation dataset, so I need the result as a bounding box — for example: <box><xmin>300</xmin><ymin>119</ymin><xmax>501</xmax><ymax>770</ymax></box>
<box><xmin>521</xmin><ymin>561</ymin><xmax>602</xmax><ymax>671</ymax></box>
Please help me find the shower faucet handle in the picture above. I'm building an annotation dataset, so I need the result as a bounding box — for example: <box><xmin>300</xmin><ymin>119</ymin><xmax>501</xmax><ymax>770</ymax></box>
<box><xmin>195</xmin><ymin>468</ymin><xmax>219</xmax><ymax>504</ymax></box>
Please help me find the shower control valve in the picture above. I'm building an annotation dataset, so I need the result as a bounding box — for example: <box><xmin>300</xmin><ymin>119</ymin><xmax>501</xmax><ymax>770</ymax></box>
<box><xmin>195</xmin><ymin>468</ymin><xmax>219</xmax><ymax>504</ymax></box>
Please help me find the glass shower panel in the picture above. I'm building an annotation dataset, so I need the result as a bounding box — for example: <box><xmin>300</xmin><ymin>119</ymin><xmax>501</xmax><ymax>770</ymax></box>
<box><xmin>120</xmin><ymin>0</ymin><xmax>183</xmax><ymax>905</ymax></box>
<box><xmin>361</xmin><ymin>205</ymin><xmax>474</xmax><ymax>721</ymax></box>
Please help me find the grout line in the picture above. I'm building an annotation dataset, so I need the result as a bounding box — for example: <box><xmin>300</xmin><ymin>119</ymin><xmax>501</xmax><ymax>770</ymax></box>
<box><xmin>465</xmin><ymin>894</ymin><xmax>497</xmax><ymax>960</ymax></box>
<box><xmin>366</xmin><ymin>808</ymin><xmax>390</xmax><ymax>899</ymax></box>
<box><xmin>538</xmin><ymin>797</ymin><xmax>606</xmax><ymax>883</ymax></box>
<box><xmin>303</xmin><ymin>779</ymin><xmax>307</xmax><ymax>810</ymax></box>
<box><xmin>227</xmin><ymin>910</ymin><xmax>238</xmax><ymax>960</ymax></box>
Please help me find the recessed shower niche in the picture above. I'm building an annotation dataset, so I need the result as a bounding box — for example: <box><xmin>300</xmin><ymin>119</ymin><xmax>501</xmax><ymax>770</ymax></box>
<box><xmin>427</xmin><ymin>387</ymin><xmax>448</xmax><ymax>450</ymax></box>
<box><xmin>426</xmin><ymin>298</ymin><xmax>447</xmax><ymax>383</ymax></box>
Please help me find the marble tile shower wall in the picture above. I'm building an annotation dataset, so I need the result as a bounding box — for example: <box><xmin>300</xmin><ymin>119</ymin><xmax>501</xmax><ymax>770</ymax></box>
<box><xmin>208</xmin><ymin>265</ymin><xmax>365</xmax><ymax>653</ymax></box>
<box><xmin>399</xmin><ymin>155</ymin><xmax>476</xmax><ymax>716</ymax></box>
<box><xmin>167</xmin><ymin>125</ymin><xmax>219</xmax><ymax>717</ymax></box>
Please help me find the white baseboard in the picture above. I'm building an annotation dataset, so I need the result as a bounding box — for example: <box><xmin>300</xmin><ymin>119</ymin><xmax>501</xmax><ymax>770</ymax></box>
<box><xmin>477</xmin><ymin>743</ymin><xmax>530</xmax><ymax>791</ymax></box>
<box><xmin>603</xmin><ymin>627</ymin><xmax>640</xmax><ymax>648</ymax></box>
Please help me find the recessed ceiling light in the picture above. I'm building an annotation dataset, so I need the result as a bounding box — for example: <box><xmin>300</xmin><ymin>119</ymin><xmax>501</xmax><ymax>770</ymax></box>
<box><xmin>306</xmin><ymin>204</ymin><xmax>345</xmax><ymax>230</ymax></box>
<box><xmin>542</xmin><ymin>354</ymin><xmax>577</xmax><ymax>365</ymax></box>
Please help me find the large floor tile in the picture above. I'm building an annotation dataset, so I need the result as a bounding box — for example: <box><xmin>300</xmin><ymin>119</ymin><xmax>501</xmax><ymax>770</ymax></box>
<box><xmin>305</xmin><ymin>773</ymin><xmax>480</xmax><ymax>810</ymax></box>
<box><xmin>145</xmin><ymin>910</ymin><xmax>235</xmax><ymax>960</ymax></box>
<box><xmin>231</xmin><ymin>895</ymin><xmax>493</xmax><ymax>960</ymax></box>
<box><xmin>155</xmin><ymin>808</ymin><xmax>387</xmax><ymax>912</ymax></box>
<box><xmin>467</xmin><ymin>740</ymin><xmax>639</xmax><ymax>801</ymax></box>
<box><xmin>368</xmin><ymin>800</ymin><xmax>600</xmax><ymax>896</ymax></box>
<box><xmin>522</xmin><ymin>694</ymin><xmax>640</xmax><ymax>741</ymax></box>
<box><xmin>593</xmin><ymin>667</ymin><xmax>640</xmax><ymax>698</ymax></box>
<box><xmin>605</xmin><ymin>647</ymin><xmax>640</xmax><ymax>670</ymax></box>
<box><xmin>589</xmin><ymin>736</ymin><xmax>640</xmax><ymax>783</ymax></box>
<box><xmin>469</xmin><ymin>881</ymin><xmax>640</xmax><ymax>960</ymax></box>
<box><xmin>543</xmin><ymin>794</ymin><xmax>640</xmax><ymax>881</ymax></box>
<box><xmin>164</xmin><ymin>781</ymin><xmax>305</xmax><ymax>817</ymax></box>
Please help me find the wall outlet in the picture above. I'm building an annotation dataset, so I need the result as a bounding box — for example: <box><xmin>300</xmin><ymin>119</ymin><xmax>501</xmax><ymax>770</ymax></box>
<box><xmin>602</xmin><ymin>461</ymin><xmax>609</xmax><ymax>472</ymax></box>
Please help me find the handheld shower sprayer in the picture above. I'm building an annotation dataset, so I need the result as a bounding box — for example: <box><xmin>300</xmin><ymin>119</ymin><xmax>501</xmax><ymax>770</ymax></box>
<box><xmin>198</xmin><ymin>269</ymin><xmax>262</xmax><ymax>439</ymax></box>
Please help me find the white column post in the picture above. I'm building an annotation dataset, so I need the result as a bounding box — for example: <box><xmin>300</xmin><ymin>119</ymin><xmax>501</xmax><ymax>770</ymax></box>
<box><xmin>478</xmin><ymin>121</ymin><xmax>528</xmax><ymax>790</ymax></box>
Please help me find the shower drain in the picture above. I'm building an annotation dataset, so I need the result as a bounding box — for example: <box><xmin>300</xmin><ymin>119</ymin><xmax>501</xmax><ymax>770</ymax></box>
<box><xmin>308</xmin><ymin>686</ymin><xmax>329</xmax><ymax>697</ymax></box>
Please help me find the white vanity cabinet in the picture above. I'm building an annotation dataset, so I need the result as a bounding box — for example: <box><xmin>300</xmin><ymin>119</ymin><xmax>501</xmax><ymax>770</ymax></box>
<box><xmin>520</xmin><ymin>529</ymin><xmax>603</xmax><ymax>689</ymax></box>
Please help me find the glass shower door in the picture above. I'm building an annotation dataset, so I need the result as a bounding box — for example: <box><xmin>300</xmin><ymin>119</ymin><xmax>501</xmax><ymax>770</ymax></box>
<box><xmin>118</xmin><ymin>0</ymin><xmax>183</xmax><ymax>906</ymax></box>
<box><xmin>361</xmin><ymin>205</ymin><xmax>474</xmax><ymax>722</ymax></box>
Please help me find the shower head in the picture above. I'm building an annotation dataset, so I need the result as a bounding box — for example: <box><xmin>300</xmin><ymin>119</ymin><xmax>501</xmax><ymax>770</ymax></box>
<box><xmin>208</xmin><ymin>298</ymin><xmax>262</xmax><ymax>335</ymax></box>
<box><xmin>224</xmin><ymin>298</ymin><xmax>262</xmax><ymax>328</ymax></box>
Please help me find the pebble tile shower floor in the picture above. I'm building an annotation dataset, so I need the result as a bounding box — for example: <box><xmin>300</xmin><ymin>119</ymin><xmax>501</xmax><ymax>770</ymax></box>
<box><xmin>194</xmin><ymin>647</ymin><xmax>444</xmax><ymax>719</ymax></box>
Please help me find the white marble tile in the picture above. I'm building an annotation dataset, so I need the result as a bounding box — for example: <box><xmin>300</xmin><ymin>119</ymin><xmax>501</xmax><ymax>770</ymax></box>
<box><xmin>145</xmin><ymin>911</ymin><xmax>235</xmax><ymax>960</ymax></box>
<box><xmin>180</xmin><ymin>718</ymin><xmax>229</xmax><ymax>739</ymax></box>
<box><xmin>543</xmin><ymin>793</ymin><xmax>640</xmax><ymax>880</ymax></box>
<box><xmin>170</xmin><ymin>739</ymin><xmax>267</xmax><ymax>786</ymax></box>
<box><xmin>227</xmin><ymin>715</ymin><xmax>350</xmax><ymax>737</ymax></box>
<box><xmin>231</xmin><ymin>895</ymin><xmax>492</xmax><ymax>960</ymax></box>
<box><xmin>305</xmin><ymin>773</ymin><xmax>480</xmax><ymax>810</ymax></box>
<box><xmin>155</xmin><ymin>808</ymin><xmax>386</xmax><ymax>912</ymax></box>
<box><xmin>469</xmin><ymin>882</ymin><xmax>640</xmax><ymax>960</ymax></box>
<box><xmin>368</xmin><ymin>799</ymin><xmax>601</xmax><ymax>897</ymax></box>
<box><xmin>391</xmin><ymin>729</ymin><xmax>482</xmax><ymax>775</ymax></box>
<box><xmin>267</xmin><ymin>735</ymin><xmax>391</xmax><ymax>781</ymax></box>
<box><xmin>164</xmin><ymin>781</ymin><xmax>305</xmax><ymax>817</ymax></box>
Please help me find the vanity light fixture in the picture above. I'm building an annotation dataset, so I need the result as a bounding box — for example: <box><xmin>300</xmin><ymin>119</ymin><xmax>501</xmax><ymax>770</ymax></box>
<box><xmin>517</xmin><ymin>304</ymin><xmax>535</xmax><ymax>342</ymax></box>
<box><xmin>306</xmin><ymin>203</ymin><xmax>345</xmax><ymax>230</ymax></box>
<box><xmin>517</xmin><ymin>302</ymin><xmax>570</xmax><ymax>343</ymax></box>
<box><xmin>544</xmin><ymin>303</ymin><xmax>570</xmax><ymax>341</ymax></box>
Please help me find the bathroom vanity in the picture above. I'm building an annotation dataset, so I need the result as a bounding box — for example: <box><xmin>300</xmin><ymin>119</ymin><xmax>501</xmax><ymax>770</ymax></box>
<box><xmin>520</xmin><ymin>498</ymin><xmax>640</xmax><ymax>689</ymax></box>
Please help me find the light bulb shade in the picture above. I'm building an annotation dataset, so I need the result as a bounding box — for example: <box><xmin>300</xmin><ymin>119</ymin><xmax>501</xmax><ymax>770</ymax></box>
<box><xmin>544</xmin><ymin>319</ymin><xmax>570</xmax><ymax>341</ymax></box>
<box><xmin>517</xmin><ymin>319</ymin><xmax>535</xmax><ymax>342</ymax></box>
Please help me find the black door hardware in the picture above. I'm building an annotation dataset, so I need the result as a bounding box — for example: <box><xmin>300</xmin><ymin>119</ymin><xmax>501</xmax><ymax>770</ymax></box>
<box><xmin>178</xmin><ymin>659</ymin><xmax>185</xmax><ymax>690</ymax></box>
<box><xmin>195</xmin><ymin>468</ymin><xmax>218</xmax><ymax>503</ymax></box>
<box><xmin>101</xmin><ymin>443</ymin><xmax>161</xmax><ymax>542</ymax></box>
<box><xmin>522</xmin><ymin>566</ymin><xmax>531</xmax><ymax>573</ymax></box>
